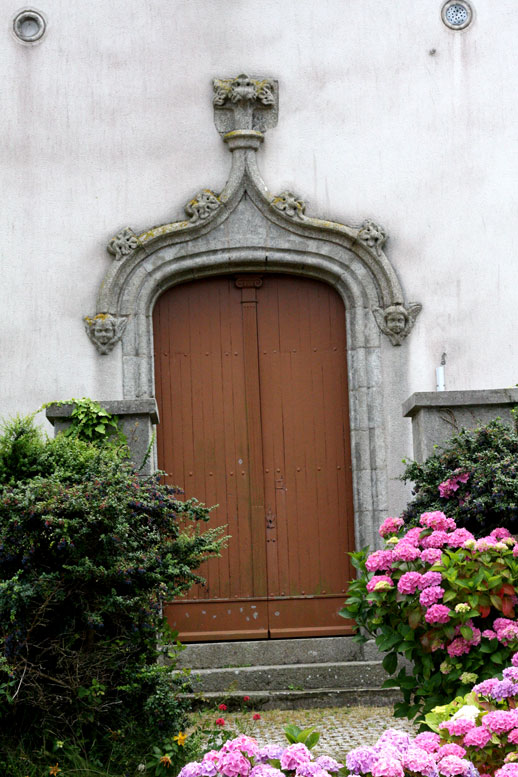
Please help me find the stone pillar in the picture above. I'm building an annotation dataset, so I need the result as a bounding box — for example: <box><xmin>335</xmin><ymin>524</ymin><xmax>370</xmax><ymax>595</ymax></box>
<box><xmin>403</xmin><ymin>389</ymin><xmax>518</xmax><ymax>462</ymax></box>
<box><xmin>45</xmin><ymin>399</ymin><xmax>159</xmax><ymax>475</ymax></box>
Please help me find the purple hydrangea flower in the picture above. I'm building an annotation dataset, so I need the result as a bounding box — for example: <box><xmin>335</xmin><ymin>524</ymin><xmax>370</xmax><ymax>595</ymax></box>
<box><xmin>346</xmin><ymin>746</ymin><xmax>377</xmax><ymax>774</ymax></box>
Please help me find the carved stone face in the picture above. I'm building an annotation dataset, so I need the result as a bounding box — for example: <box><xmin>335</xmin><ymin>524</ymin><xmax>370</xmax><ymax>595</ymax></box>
<box><xmin>386</xmin><ymin>312</ymin><xmax>407</xmax><ymax>334</ymax></box>
<box><xmin>93</xmin><ymin>318</ymin><xmax>115</xmax><ymax>345</ymax></box>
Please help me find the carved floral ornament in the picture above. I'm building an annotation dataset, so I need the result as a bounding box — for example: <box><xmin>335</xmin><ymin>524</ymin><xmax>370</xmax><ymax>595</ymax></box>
<box><xmin>87</xmin><ymin>72</ymin><xmax>422</xmax><ymax>356</ymax></box>
<box><xmin>184</xmin><ymin>189</ymin><xmax>220</xmax><ymax>223</ymax></box>
<box><xmin>213</xmin><ymin>74</ymin><xmax>275</xmax><ymax>107</ymax></box>
<box><xmin>107</xmin><ymin>227</ymin><xmax>139</xmax><ymax>260</ymax></box>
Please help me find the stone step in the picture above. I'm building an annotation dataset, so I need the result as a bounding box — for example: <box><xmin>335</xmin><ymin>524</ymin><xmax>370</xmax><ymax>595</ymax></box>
<box><xmin>187</xmin><ymin>660</ymin><xmax>388</xmax><ymax>692</ymax></box>
<box><xmin>183</xmin><ymin>687</ymin><xmax>401</xmax><ymax>710</ymax></box>
<box><xmin>177</xmin><ymin>636</ymin><xmax>379</xmax><ymax>669</ymax></box>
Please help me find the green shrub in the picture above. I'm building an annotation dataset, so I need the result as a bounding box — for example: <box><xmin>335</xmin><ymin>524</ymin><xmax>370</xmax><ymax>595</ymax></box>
<box><xmin>0</xmin><ymin>414</ymin><xmax>224</xmax><ymax>763</ymax></box>
<box><xmin>401</xmin><ymin>416</ymin><xmax>518</xmax><ymax>535</ymax></box>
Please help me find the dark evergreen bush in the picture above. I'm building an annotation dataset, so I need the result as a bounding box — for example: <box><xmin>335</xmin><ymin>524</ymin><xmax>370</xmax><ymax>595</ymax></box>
<box><xmin>401</xmin><ymin>415</ymin><xmax>518</xmax><ymax>535</ymax></box>
<box><xmin>0</xmin><ymin>415</ymin><xmax>224</xmax><ymax>759</ymax></box>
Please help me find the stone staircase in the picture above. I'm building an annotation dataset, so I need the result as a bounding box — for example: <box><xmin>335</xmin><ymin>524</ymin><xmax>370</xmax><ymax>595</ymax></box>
<box><xmin>176</xmin><ymin>636</ymin><xmax>400</xmax><ymax>709</ymax></box>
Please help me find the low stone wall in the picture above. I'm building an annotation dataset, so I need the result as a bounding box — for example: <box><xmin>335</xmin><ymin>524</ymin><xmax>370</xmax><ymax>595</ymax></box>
<box><xmin>46</xmin><ymin>399</ymin><xmax>159</xmax><ymax>474</ymax></box>
<box><xmin>403</xmin><ymin>388</ymin><xmax>518</xmax><ymax>462</ymax></box>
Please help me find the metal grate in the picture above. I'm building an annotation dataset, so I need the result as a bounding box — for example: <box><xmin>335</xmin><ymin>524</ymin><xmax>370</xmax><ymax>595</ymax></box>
<box><xmin>441</xmin><ymin>1</ymin><xmax>473</xmax><ymax>29</ymax></box>
<box><xmin>446</xmin><ymin>4</ymin><xmax>469</xmax><ymax>24</ymax></box>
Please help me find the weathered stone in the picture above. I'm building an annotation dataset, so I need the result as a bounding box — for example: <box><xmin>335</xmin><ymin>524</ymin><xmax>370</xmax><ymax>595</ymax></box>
<box><xmin>403</xmin><ymin>389</ymin><xmax>518</xmax><ymax>462</ymax></box>
<box><xmin>45</xmin><ymin>399</ymin><xmax>159</xmax><ymax>474</ymax></box>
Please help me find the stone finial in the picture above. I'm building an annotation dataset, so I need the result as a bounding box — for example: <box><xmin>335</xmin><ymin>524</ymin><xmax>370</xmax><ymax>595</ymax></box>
<box><xmin>84</xmin><ymin>313</ymin><xmax>128</xmax><ymax>355</ymax></box>
<box><xmin>184</xmin><ymin>190</ymin><xmax>221</xmax><ymax>223</ymax></box>
<box><xmin>271</xmin><ymin>191</ymin><xmax>306</xmax><ymax>220</ymax></box>
<box><xmin>107</xmin><ymin>227</ymin><xmax>139</xmax><ymax>260</ymax></box>
<box><xmin>373</xmin><ymin>303</ymin><xmax>422</xmax><ymax>346</ymax></box>
<box><xmin>213</xmin><ymin>73</ymin><xmax>279</xmax><ymax>142</ymax></box>
<box><xmin>358</xmin><ymin>219</ymin><xmax>387</xmax><ymax>256</ymax></box>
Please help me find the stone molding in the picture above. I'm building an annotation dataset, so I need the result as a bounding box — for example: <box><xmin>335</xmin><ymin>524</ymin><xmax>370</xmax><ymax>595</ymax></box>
<box><xmin>85</xmin><ymin>72</ymin><xmax>423</xmax><ymax>549</ymax></box>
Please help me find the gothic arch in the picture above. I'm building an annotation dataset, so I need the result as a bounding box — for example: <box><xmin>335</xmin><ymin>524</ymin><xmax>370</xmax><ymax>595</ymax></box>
<box><xmin>86</xmin><ymin>74</ymin><xmax>421</xmax><ymax>549</ymax></box>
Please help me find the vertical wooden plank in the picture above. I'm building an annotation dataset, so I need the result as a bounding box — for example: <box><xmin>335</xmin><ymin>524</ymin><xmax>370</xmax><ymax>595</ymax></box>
<box><xmin>235</xmin><ymin>277</ymin><xmax>268</xmax><ymax>598</ymax></box>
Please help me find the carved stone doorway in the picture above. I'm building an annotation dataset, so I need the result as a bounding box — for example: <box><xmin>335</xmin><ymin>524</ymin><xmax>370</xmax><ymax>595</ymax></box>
<box><xmin>153</xmin><ymin>273</ymin><xmax>356</xmax><ymax>640</ymax></box>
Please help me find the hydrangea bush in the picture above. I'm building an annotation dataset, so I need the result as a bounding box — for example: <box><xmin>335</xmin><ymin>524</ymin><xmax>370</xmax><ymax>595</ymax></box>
<box><xmin>425</xmin><ymin>655</ymin><xmax>518</xmax><ymax>776</ymax></box>
<box><xmin>345</xmin><ymin>727</ymin><xmax>479</xmax><ymax>777</ymax></box>
<box><xmin>177</xmin><ymin>734</ymin><xmax>343</xmax><ymax>777</ymax></box>
<box><xmin>340</xmin><ymin>511</ymin><xmax>518</xmax><ymax>719</ymax></box>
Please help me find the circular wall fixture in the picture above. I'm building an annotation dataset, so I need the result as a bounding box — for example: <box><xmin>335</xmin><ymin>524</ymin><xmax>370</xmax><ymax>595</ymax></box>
<box><xmin>441</xmin><ymin>1</ymin><xmax>473</xmax><ymax>29</ymax></box>
<box><xmin>13</xmin><ymin>8</ymin><xmax>46</xmax><ymax>42</ymax></box>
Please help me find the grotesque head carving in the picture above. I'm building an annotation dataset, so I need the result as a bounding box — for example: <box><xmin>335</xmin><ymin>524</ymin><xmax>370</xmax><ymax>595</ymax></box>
<box><xmin>84</xmin><ymin>313</ymin><xmax>127</xmax><ymax>355</ymax></box>
<box><xmin>373</xmin><ymin>303</ymin><xmax>422</xmax><ymax>346</ymax></box>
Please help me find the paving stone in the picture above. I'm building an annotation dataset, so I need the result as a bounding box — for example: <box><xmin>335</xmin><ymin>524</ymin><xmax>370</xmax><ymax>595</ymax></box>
<box><xmin>190</xmin><ymin>705</ymin><xmax>418</xmax><ymax>759</ymax></box>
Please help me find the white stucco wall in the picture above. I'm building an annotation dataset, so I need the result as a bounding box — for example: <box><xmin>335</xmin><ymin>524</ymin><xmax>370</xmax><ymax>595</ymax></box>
<box><xmin>2</xmin><ymin>0</ymin><xmax>517</xmax><ymax>513</ymax></box>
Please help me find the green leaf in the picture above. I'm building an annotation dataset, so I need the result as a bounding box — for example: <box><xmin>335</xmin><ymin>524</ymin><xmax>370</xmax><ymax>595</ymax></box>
<box><xmin>304</xmin><ymin>732</ymin><xmax>320</xmax><ymax>750</ymax></box>
<box><xmin>382</xmin><ymin>652</ymin><xmax>398</xmax><ymax>675</ymax></box>
<box><xmin>460</xmin><ymin>626</ymin><xmax>473</xmax><ymax>641</ymax></box>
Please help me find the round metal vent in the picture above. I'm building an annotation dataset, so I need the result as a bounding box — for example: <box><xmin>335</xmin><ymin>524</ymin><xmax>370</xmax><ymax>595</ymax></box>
<box><xmin>441</xmin><ymin>1</ymin><xmax>473</xmax><ymax>29</ymax></box>
<box><xmin>13</xmin><ymin>9</ymin><xmax>46</xmax><ymax>42</ymax></box>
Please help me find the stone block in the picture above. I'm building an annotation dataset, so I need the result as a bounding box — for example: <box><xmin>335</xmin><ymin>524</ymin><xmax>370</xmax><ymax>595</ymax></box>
<box><xmin>46</xmin><ymin>399</ymin><xmax>159</xmax><ymax>474</ymax></box>
<box><xmin>403</xmin><ymin>389</ymin><xmax>518</xmax><ymax>462</ymax></box>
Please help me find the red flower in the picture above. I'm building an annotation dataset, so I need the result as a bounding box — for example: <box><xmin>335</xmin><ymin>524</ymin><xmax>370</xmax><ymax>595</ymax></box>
<box><xmin>253</xmin><ymin>713</ymin><xmax>261</xmax><ymax>720</ymax></box>
<box><xmin>218</xmin><ymin>703</ymin><xmax>227</xmax><ymax>711</ymax></box>
<box><xmin>215</xmin><ymin>718</ymin><xmax>225</xmax><ymax>726</ymax></box>
<box><xmin>243</xmin><ymin>696</ymin><xmax>250</xmax><ymax>702</ymax></box>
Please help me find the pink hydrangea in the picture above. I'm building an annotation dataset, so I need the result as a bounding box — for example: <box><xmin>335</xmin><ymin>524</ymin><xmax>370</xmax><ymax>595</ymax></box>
<box><xmin>421</xmin><ymin>530</ymin><xmax>451</xmax><ymax>549</ymax></box>
<box><xmin>403</xmin><ymin>748</ymin><xmax>437</xmax><ymax>775</ymax></box>
<box><xmin>482</xmin><ymin>710</ymin><xmax>518</xmax><ymax>734</ymax></box>
<box><xmin>481</xmin><ymin>630</ymin><xmax>497</xmax><ymax>640</ymax></box>
<box><xmin>366</xmin><ymin>575</ymin><xmax>394</xmax><ymax>593</ymax></box>
<box><xmin>402</xmin><ymin>527</ymin><xmax>425</xmax><ymax>546</ymax></box>
<box><xmin>418</xmin><ymin>571</ymin><xmax>443</xmax><ymax>589</ymax></box>
<box><xmin>507</xmin><ymin>729</ymin><xmax>518</xmax><ymax>745</ymax></box>
<box><xmin>491</xmin><ymin>528</ymin><xmax>512</xmax><ymax>539</ymax></box>
<box><xmin>496</xmin><ymin>767</ymin><xmax>518</xmax><ymax>777</ymax></box>
<box><xmin>397</xmin><ymin>572</ymin><xmax>422</xmax><ymax>595</ymax></box>
<box><xmin>420</xmin><ymin>586</ymin><xmax>445</xmax><ymax>607</ymax></box>
<box><xmin>280</xmin><ymin>744</ymin><xmax>312</xmax><ymax>771</ymax></box>
<box><xmin>439</xmin><ymin>719</ymin><xmax>475</xmax><ymax>736</ymax></box>
<box><xmin>425</xmin><ymin>604</ymin><xmax>451</xmax><ymax>624</ymax></box>
<box><xmin>446</xmin><ymin>529</ymin><xmax>475</xmax><ymax>548</ymax></box>
<box><xmin>513</xmin><ymin>545</ymin><xmax>518</xmax><ymax>558</ymax></box>
<box><xmin>379</xmin><ymin>517</ymin><xmax>404</xmax><ymax>537</ymax></box>
<box><xmin>413</xmin><ymin>733</ymin><xmax>441</xmax><ymax>753</ymax></box>
<box><xmin>365</xmin><ymin>550</ymin><xmax>394</xmax><ymax>573</ymax></box>
<box><xmin>436</xmin><ymin>744</ymin><xmax>466</xmax><ymax>759</ymax></box>
<box><xmin>513</xmin><ymin>652</ymin><xmax>518</xmax><ymax>667</ymax></box>
<box><xmin>218</xmin><ymin>752</ymin><xmax>251</xmax><ymax>777</ymax></box>
<box><xmin>475</xmin><ymin>536</ymin><xmax>499</xmax><ymax>551</ymax></box>
<box><xmin>473</xmin><ymin>678</ymin><xmax>500</xmax><ymax>696</ymax></box>
<box><xmin>421</xmin><ymin>548</ymin><xmax>443</xmax><ymax>565</ymax></box>
<box><xmin>223</xmin><ymin>736</ymin><xmax>259</xmax><ymax>758</ymax></box>
<box><xmin>393</xmin><ymin>542</ymin><xmax>421</xmax><ymax>562</ymax></box>
<box><xmin>376</xmin><ymin>730</ymin><xmax>411</xmax><ymax>751</ymax></box>
<box><xmin>420</xmin><ymin>511</ymin><xmax>456</xmax><ymax>532</ymax></box>
<box><xmin>437</xmin><ymin>755</ymin><xmax>471</xmax><ymax>776</ymax></box>
<box><xmin>462</xmin><ymin>726</ymin><xmax>492</xmax><ymax>748</ymax></box>
<box><xmin>371</xmin><ymin>756</ymin><xmax>404</xmax><ymax>777</ymax></box>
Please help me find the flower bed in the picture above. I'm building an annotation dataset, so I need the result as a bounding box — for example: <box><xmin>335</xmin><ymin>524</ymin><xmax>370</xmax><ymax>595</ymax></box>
<box><xmin>425</xmin><ymin>656</ymin><xmax>518</xmax><ymax>776</ymax></box>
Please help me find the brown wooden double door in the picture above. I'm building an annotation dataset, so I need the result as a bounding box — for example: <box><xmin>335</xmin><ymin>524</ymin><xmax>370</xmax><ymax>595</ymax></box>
<box><xmin>153</xmin><ymin>274</ymin><xmax>355</xmax><ymax>641</ymax></box>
